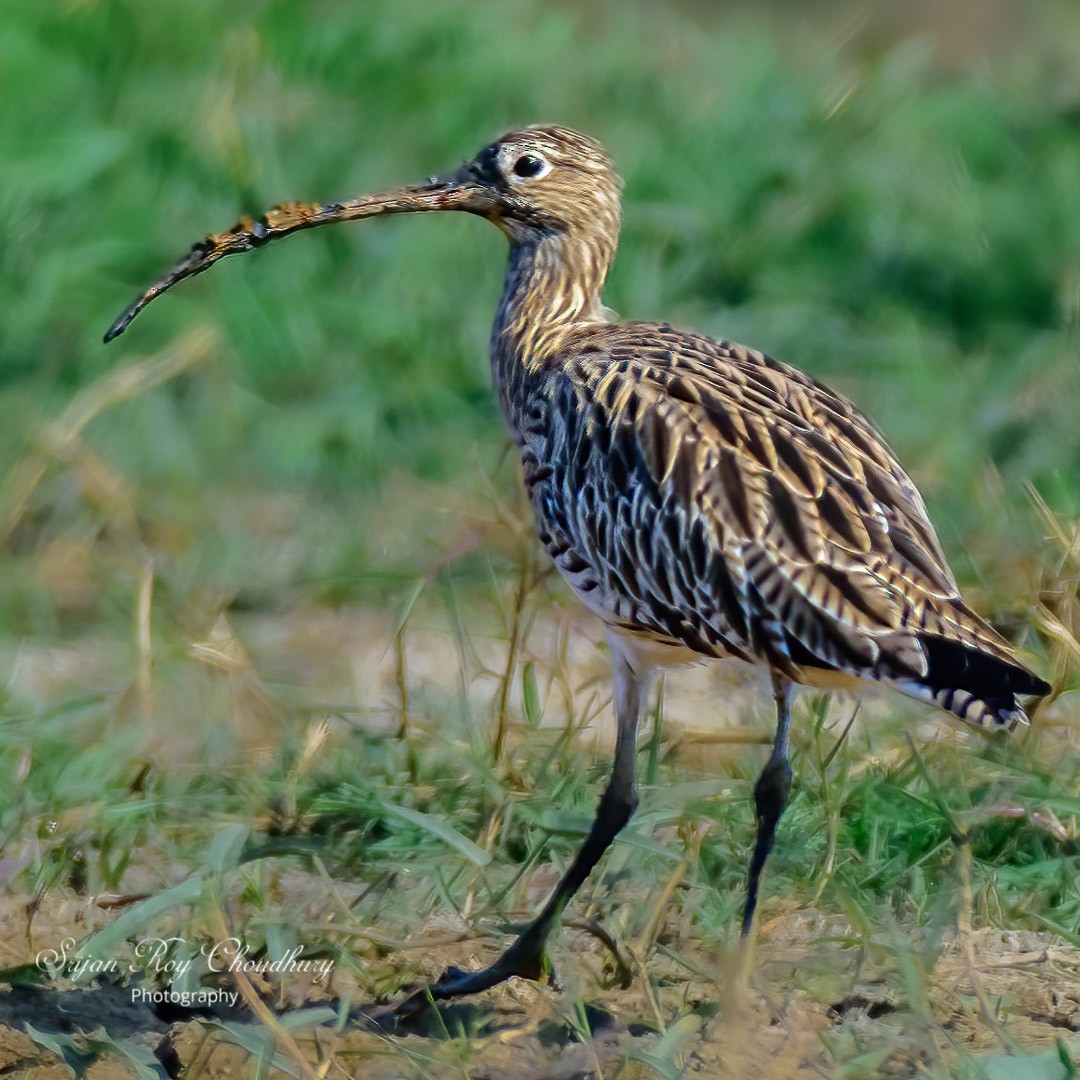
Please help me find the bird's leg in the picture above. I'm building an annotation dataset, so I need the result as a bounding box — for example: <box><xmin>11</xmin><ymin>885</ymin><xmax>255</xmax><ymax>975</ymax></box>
<box><xmin>396</xmin><ymin>640</ymin><xmax>649</xmax><ymax>1013</ymax></box>
<box><xmin>740</xmin><ymin>675</ymin><xmax>794</xmax><ymax>937</ymax></box>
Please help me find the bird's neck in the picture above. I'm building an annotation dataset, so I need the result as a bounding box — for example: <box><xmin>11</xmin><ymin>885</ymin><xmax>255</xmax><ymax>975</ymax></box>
<box><xmin>490</xmin><ymin>227</ymin><xmax>615</xmax><ymax>428</ymax></box>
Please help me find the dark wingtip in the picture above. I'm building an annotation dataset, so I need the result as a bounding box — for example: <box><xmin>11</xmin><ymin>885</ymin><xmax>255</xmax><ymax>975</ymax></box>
<box><xmin>920</xmin><ymin>635</ymin><xmax>1051</xmax><ymax>700</ymax></box>
<box><xmin>1028</xmin><ymin>674</ymin><xmax>1052</xmax><ymax>698</ymax></box>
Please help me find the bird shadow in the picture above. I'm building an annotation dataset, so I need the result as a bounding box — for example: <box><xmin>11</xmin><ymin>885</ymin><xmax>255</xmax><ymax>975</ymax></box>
<box><xmin>356</xmin><ymin>991</ymin><xmax>633</xmax><ymax>1045</ymax></box>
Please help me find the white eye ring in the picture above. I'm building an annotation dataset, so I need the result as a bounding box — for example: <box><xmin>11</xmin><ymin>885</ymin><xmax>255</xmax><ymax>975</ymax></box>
<box><xmin>509</xmin><ymin>151</ymin><xmax>553</xmax><ymax>181</ymax></box>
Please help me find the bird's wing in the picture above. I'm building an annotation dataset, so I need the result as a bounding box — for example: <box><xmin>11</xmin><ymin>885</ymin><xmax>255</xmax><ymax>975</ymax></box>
<box><xmin>542</xmin><ymin>320</ymin><xmax>1033</xmax><ymax>693</ymax></box>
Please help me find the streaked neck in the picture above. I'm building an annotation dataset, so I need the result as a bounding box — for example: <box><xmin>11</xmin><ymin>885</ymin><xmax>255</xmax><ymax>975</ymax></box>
<box><xmin>490</xmin><ymin>228</ymin><xmax>615</xmax><ymax>422</ymax></box>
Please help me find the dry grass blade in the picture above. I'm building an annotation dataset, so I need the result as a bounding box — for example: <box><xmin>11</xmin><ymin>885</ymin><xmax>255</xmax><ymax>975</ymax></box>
<box><xmin>956</xmin><ymin>837</ymin><xmax>1015</xmax><ymax>1049</ymax></box>
<box><xmin>134</xmin><ymin>556</ymin><xmax>155</xmax><ymax>726</ymax></box>
<box><xmin>493</xmin><ymin>536</ymin><xmax>536</xmax><ymax>764</ymax></box>
<box><xmin>0</xmin><ymin>329</ymin><xmax>216</xmax><ymax>548</ymax></box>
<box><xmin>207</xmin><ymin>906</ymin><xmax>323</xmax><ymax>1080</ymax></box>
<box><xmin>1027</xmin><ymin>483</ymin><xmax>1080</xmax><ymax>696</ymax></box>
<box><xmin>674</xmin><ymin>729</ymin><xmax>773</xmax><ymax>747</ymax></box>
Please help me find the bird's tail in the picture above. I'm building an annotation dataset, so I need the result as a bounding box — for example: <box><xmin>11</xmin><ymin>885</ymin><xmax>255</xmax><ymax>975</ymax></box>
<box><xmin>891</xmin><ymin>634</ymin><xmax>1050</xmax><ymax>731</ymax></box>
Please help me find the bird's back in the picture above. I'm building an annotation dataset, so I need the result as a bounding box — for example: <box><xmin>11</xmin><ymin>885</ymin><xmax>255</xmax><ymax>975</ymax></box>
<box><xmin>516</xmin><ymin>319</ymin><xmax>1048</xmax><ymax>728</ymax></box>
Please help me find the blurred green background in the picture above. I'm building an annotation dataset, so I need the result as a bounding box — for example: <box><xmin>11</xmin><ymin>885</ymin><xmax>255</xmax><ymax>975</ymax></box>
<box><xmin>1</xmin><ymin>2</ymin><xmax>1079</xmax><ymax>1071</ymax></box>
<box><xmin>4</xmin><ymin>0</ymin><xmax>1079</xmax><ymax>632</ymax></box>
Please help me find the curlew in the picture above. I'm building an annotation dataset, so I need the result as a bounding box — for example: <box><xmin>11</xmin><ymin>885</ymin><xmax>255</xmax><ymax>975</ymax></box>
<box><xmin>106</xmin><ymin>126</ymin><xmax>1049</xmax><ymax>1006</ymax></box>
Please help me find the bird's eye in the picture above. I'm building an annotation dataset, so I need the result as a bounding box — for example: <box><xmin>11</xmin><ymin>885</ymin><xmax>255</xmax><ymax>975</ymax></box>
<box><xmin>511</xmin><ymin>152</ymin><xmax>550</xmax><ymax>179</ymax></box>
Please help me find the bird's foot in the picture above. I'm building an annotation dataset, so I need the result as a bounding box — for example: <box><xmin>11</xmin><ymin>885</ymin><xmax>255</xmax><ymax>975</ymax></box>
<box><xmin>394</xmin><ymin>935</ymin><xmax>556</xmax><ymax>1020</ymax></box>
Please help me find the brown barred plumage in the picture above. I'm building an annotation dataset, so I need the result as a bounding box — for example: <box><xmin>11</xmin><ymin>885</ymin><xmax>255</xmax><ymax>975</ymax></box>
<box><xmin>106</xmin><ymin>125</ymin><xmax>1049</xmax><ymax>1009</ymax></box>
<box><xmin>518</xmin><ymin>319</ymin><xmax>1047</xmax><ymax>730</ymax></box>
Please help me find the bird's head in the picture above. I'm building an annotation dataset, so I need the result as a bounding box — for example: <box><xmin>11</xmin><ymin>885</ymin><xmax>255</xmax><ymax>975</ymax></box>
<box><xmin>105</xmin><ymin>125</ymin><xmax>621</xmax><ymax>342</ymax></box>
<box><xmin>453</xmin><ymin>125</ymin><xmax>623</xmax><ymax>241</ymax></box>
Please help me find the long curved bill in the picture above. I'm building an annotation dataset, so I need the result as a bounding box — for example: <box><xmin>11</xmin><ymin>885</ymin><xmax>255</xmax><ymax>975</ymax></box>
<box><xmin>104</xmin><ymin>169</ymin><xmax>487</xmax><ymax>343</ymax></box>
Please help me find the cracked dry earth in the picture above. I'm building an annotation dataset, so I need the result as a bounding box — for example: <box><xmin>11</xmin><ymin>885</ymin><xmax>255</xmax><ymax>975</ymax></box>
<box><xmin>0</xmin><ymin>891</ymin><xmax>1077</xmax><ymax>1079</ymax></box>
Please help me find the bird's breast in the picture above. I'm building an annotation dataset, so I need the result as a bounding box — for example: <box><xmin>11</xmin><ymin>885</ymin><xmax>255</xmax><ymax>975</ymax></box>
<box><xmin>519</xmin><ymin>414</ymin><xmax>751</xmax><ymax>669</ymax></box>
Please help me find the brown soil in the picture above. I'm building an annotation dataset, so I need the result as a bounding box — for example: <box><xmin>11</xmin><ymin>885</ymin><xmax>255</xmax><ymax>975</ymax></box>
<box><xmin>1</xmin><ymin>891</ymin><xmax>1077</xmax><ymax>1079</ymax></box>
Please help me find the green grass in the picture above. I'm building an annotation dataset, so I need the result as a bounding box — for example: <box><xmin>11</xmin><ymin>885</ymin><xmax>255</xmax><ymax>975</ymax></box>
<box><xmin>2</xmin><ymin>1</ymin><xmax>1079</xmax><ymax>1076</ymax></box>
